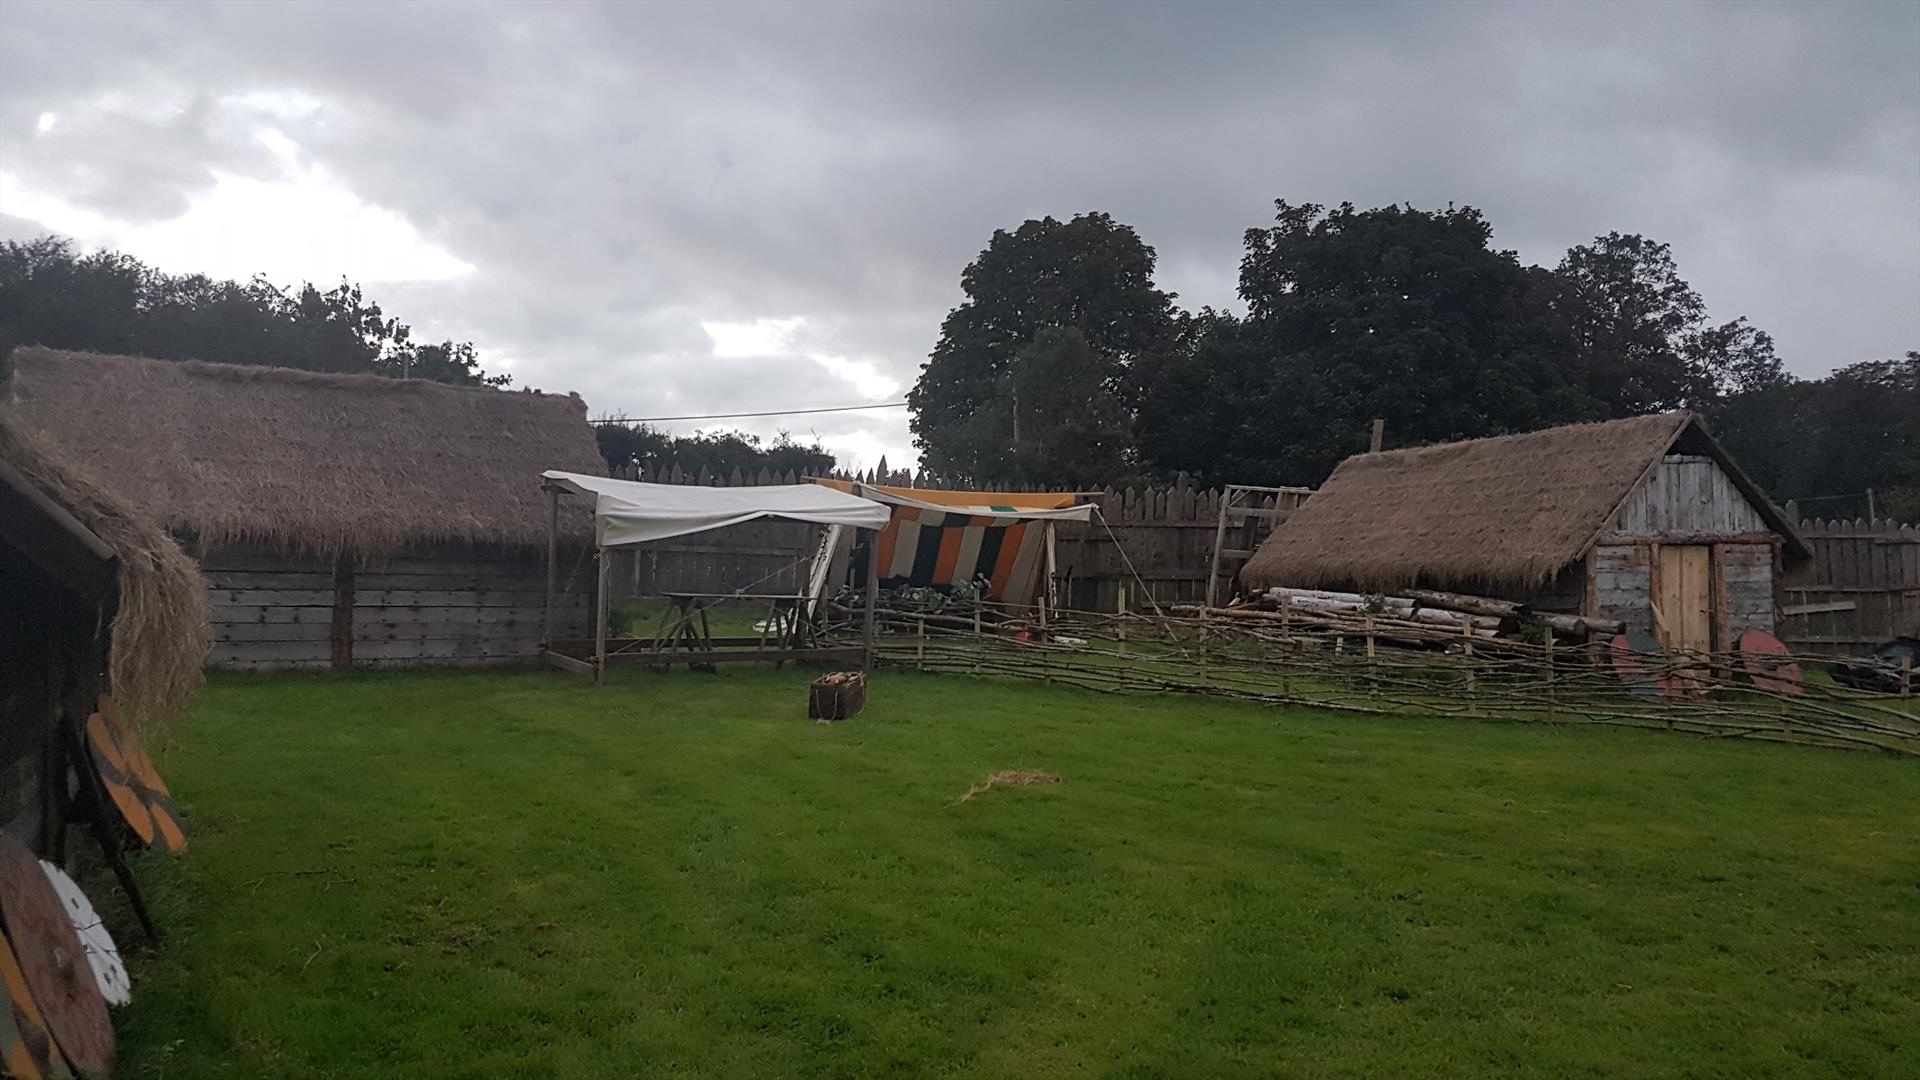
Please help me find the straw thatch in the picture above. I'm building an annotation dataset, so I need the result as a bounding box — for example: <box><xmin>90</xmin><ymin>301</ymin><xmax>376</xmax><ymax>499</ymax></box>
<box><xmin>3</xmin><ymin>347</ymin><xmax>605</xmax><ymax>556</ymax></box>
<box><xmin>1241</xmin><ymin>411</ymin><xmax>1802</xmax><ymax>595</ymax></box>
<box><xmin>0</xmin><ymin>415</ymin><xmax>210</xmax><ymax>732</ymax></box>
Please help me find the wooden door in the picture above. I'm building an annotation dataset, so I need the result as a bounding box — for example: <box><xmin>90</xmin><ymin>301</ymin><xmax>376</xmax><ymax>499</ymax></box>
<box><xmin>1655</xmin><ymin>545</ymin><xmax>1714</xmax><ymax>655</ymax></box>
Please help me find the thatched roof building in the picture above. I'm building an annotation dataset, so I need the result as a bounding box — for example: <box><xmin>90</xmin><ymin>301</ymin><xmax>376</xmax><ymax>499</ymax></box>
<box><xmin>1242</xmin><ymin>412</ymin><xmax>1804</xmax><ymax>655</ymax></box>
<box><xmin>2</xmin><ymin>348</ymin><xmax>604</xmax><ymax>669</ymax></box>
<box><xmin>1242</xmin><ymin>411</ymin><xmax>1805</xmax><ymax>595</ymax></box>
<box><xmin>3</xmin><ymin>347</ymin><xmax>604</xmax><ymax>555</ymax></box>
<box><xmin>2</xmin><ymin>415</ymin><xmax>209</xmax><ymax>847</ymax></box>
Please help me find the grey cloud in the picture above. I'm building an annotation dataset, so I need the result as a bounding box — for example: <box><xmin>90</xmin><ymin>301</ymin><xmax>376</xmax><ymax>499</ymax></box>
<box><xmin>1</xmin><ymin>0</ymin><xmax>1915</xmax><ymax>470</ymax></box>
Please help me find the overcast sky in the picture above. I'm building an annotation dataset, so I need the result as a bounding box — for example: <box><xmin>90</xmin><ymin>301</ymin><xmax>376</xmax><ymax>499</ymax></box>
<box><xmin>2</xmin><ymin>1</ymin><xmax>1915</xmax><ymax>471</ymax></box>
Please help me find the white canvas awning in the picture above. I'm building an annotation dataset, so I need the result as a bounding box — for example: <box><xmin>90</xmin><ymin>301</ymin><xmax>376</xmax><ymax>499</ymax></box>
<box><xmin>542</xmin><ymin>471</ymin><xmax>893</xmax><ymax>548</ymax></box>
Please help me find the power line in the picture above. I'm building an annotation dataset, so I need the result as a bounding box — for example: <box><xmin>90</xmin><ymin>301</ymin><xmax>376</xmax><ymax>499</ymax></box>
<box><xmin>591</xmin><ymin>401</ymin><xmax>909</xmax><ymax>424</ymax></box>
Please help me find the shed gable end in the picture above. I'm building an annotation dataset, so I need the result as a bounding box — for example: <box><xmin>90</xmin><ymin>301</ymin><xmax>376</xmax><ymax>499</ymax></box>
<box><xmin>1607</xmin><ymin>454</ymin><xmax>1770</xmax><ymax>537</ymax></box>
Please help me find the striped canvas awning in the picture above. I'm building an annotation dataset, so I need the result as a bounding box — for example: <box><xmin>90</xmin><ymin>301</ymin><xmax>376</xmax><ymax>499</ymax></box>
<box><xmin>817</xmin><ymin>482</ymin><xmax>1093</xmax><ymax>605</ymax></box>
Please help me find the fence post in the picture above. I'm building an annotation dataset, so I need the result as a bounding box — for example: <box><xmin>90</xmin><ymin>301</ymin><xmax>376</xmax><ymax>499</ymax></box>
<box><xmin>1463</xmin><ymin>621</ymin><xmax>1477</xmax><ymax>716</ymax></box>
<box><xmin>1365</xmin><ymin>614</ymin><xmax>1377</xmax><ymax>696</ymax></box>
<box><xmin>972</xmin><ymin>603</ymin><xmax>982</xmax><ymax>675</ymax></box>
<box><xmin>1545</xmin><ymin>627</ymin><xmax>1556</xmax><ymax>723</ymax></box>
<box><xmin>1904</xmin><ymin>655</ymin><xmax>1912</xmax><ymax>700</ymax></box>
<box><xmin>1118</xmin><ymin>585</ymin><xmax>1128</xmax><ymax>656</ymax></box>
<box><xmin>916</xmin><ymin>616</ymin><xmax>926</xmax><ymax>671</ymax></box>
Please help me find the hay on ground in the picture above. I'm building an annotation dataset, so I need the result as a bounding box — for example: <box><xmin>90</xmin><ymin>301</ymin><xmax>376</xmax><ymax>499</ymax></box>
<box><xmin>955</xmin><ymin>770</ymin><xmax>1063</xmax><ymax>803</ymax></box>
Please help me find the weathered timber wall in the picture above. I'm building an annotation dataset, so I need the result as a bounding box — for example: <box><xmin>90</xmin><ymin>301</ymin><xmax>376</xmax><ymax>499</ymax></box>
<box><xmin>1779</xmin><ymin>518</ymin><xmax>1920</xmax><ymax>655</ymax></box>
<box><xmin>1608</xmin><ymin>454</ymin><xmax>1770</xmax><ymax>535</ymax></box>
<box><xmin>205</xmin><ymin>543</ymin><xmax>594</xmax><ymax>669</ymax></box>
<box><xmin>1716</xmin><ymin>543</ymin><xmax>1775</xmax><ymax>644</ymax></box>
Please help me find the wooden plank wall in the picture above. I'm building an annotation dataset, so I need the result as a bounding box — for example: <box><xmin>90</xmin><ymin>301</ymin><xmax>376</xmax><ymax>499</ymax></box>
<box><xmin>1590</xmin><ymin>544</ymin><xmax>1651</xmax><ymax>629</ymax></box>
<box><xmin>1608</xmin><ymin>454</ymin><xmax>1769</xmax><ymax>534</ymax></box>
<box><xmin>1716</xmin><ymin>543</ymin><xmax>1775</xmax><ymax>642</ymax></box>
<box><xmin>1779</xmin><ymin>518</ymin><xmax>1920</xmax><ymax>655</ymax></box>
<box><xmin>206</xmin><ymin>543</ymin><xmax>595</xmax><ymax>669</ymax></box>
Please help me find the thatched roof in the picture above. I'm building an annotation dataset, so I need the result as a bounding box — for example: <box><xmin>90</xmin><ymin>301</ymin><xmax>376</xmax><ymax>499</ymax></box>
<box><xmin>1241</xmin><ymin>411</ymin><xmax>1806</xmax><ymax>595</ymax></box>
<box><xmin>1</xmin><ymin>415</ymin><xmax>210</xmax><ymax>731</ymax></box>
<box><xmin>2</xmin><ymin>347</ymin><xmax>605</xmax><ymax>556</ymax></box>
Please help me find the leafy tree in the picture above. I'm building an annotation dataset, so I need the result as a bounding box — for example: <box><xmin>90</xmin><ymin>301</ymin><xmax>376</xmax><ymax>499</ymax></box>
<box><xmin>594</xmin><ymin>421</ymin><xmax>834</xmax><ymax>478</ymax></box>
<box><xmin>1550</xmin><ymin>232</ymin><xmax>1785</xmax><ymax>410</ymax></box>
<box><xmin>0</xmin><ymin>235</ymin><xmax>506</xmax><ymax>387</ymax></box>
<box><xmin>1167</xmin><ymin>200</ymin><xmax>1599</xmax><ymax>484</ymax></box>
<box><xmin>908</xmin><ymin>212</ymin><xmax>1176</xmax><ymax>481</ymax></box>
<box><xmin>1710</xmin><ymin>352</ymin><xmax>1919</xmax><ymax>520</ymax></box>
<box><xmin>1002</xmin><ymin>328</ymin><xmax>1133</xmax><ymax>487</ymax></box>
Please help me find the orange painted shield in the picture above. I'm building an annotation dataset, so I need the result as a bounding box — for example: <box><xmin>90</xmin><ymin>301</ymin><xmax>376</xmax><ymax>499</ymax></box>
<box><xmin>84</xmin><ymin>696</ymin><xmax>186</xmax><ymax>854</ymax></box>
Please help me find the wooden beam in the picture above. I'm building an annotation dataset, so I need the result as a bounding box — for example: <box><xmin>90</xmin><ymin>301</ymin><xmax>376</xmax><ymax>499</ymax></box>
<box><xmin>329</xmin><ymin>553</ymin><xmax>355</xmax><ymax>670</ymax></box>
<box><xmin>1779</xmin><ymin>600</ymin><xmax>1857</xmax><ymax>617</ymax></box>
<box><xmin>863</xmin><ymin>535</ymin><xmax>879</xmax><ymax>672</ymax></box>
<box><xmin>540</xmin><ymin>648</ymin><xmax>596</xmax><ymax>677</ymax></box>
<box><xmin>543</xmin><ymin>485</ymin><xmax>560</xmax><ymax>646</ymax></box>
<box><xmin>0</xmin><ymin>459</ymin><xmax>117</xmax><ymax>603</ymax></box>
<box><xmin>601</xmin><ymin>646</ymin><xmax>869</xmax><ymax>667</ymax></box>
<box><xmin>594</xmin><ymin>546</ymin><xmax>609</xmax><ymax>685</ymax></box>
<box><xmin>1593</xmin><ymin>530</ymin><xmax>1782</xmax><ymax>546</ymax></box>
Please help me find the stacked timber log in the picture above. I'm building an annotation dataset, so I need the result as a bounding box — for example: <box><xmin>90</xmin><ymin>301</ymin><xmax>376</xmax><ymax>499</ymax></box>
<box><xmin>1209</xmin><ymin>585</ymin><xmax>1626</xmax><ymax>646</ymax></box>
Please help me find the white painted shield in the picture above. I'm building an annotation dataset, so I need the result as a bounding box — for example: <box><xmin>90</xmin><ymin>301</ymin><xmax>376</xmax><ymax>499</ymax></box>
<box><xmin>37</xmin><ymin>860</ymin><xmax>131</xmax><ymax>1007</ymax></box>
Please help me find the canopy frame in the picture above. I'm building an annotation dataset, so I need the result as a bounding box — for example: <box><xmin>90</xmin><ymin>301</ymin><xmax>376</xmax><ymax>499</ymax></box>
<box><xmin>537</xmin><ymin>475</ymin><xmax>889</xmax><ymax>683</ymax></box>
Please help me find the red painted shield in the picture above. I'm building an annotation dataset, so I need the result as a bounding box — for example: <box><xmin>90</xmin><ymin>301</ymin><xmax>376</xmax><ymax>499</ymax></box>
<box><xmin>1738</xmin><ymin>629</ymin><xmax>1804</xmax><ymax>696</ymax></box>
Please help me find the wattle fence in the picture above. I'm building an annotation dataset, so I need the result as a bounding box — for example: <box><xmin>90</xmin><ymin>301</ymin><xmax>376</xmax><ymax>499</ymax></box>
<box><xmin>603</xmin><ymin>464</ymin><xmax>1919</xmax><ymax>654</ymax></box>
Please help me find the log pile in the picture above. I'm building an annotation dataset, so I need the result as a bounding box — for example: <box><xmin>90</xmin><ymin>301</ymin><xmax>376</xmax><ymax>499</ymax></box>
<box><xmin>1223</xmin><ymin>586</ymin><xmax>1626</xmax><ymax>644</ymax></box>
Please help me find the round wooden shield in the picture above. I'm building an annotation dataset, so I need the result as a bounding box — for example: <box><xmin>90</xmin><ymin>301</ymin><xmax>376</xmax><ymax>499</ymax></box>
<box><xmin>86</xmin><ymin>696</ymin><xmax>186</xmax><ymax>853</ymax></box>
<box><xmin>0</xmin><ymin>837</ymin><xmax>111</xmax><ymax>1078</ymax></box>
<box><xmin>37</xmin><ymin>863</ymin><xmax>127</xmax><ymax>1008</ymax></box>
<box><xmin>1609</xmin><ymin>632</ymin><xmax>1663</xmax><ymax>701</ymax></box>
<box><xmin>2</xmin><ymin>929</ymin><xmax>71</xmax><ymax>1080</ymax></box>
<box><xmin>1738</xmin><ymin>629</ymin><xmax>1804</xmax><ymax>696</ymax></box>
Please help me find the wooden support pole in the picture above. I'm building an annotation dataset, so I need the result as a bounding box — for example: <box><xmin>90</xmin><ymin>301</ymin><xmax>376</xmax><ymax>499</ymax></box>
<box><xmin>329</xmin><ymin>552</ymin><xmax>355</xmax><ymax>671</ymax></box>
<box><xmin>544</xmin><ymin>485</ymin><xmax>560</xmax><ymax>646</ymax></box>
<box><xmin>915</xmin><ymin>616</ymin><xmax>926</xmax><ymax>671</ymax></box>
<box><xmin>1369</xmin><ymin>418</ymin><xmax>1385</xmax><ymax>453</ymax></box>
<box><xmin>1041</xmin><ymin>521</ymin><xmax>1058</xmax><ymax>634</ymax></box>
<box><xmin>594</xmin><ymin>545</ymin><xmax>610</xmax><ymax>685</ymax></box>
<box><xmin>863</xmin><ymin>537</ymin><xmax>879</xmax><ymax>672</ymax></box>
<box><xmin>1903</xmin><ymin>655</ymin><xmax>1912</xmax><ymax>700</ymax></box>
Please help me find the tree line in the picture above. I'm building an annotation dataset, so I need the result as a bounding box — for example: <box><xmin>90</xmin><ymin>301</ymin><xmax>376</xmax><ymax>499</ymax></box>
<box><xmin>908</xmin><ymin>204</ymin><xmax>1916</xmax><ymax>520</ymax></box>
<box><xmin>0</xmin><ymin>236</ymin><xmax>506</xmax><ymax>386</ymax></box>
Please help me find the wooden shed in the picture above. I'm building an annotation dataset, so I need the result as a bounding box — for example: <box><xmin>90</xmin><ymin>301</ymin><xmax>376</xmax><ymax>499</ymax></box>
<box><xmin>1240</xmin><ymin>412</ymin><xmax>1810</xmax><ymax>653</ymax></box>
<box><xmin>0</xmin><ymin>416</ymin><xmax>209</xmax><ymax>851</ymax></box>
<box><xmin>3</xmin><ymin>348</ymin><xmax>605</xmax><ymax>670</ymax></box>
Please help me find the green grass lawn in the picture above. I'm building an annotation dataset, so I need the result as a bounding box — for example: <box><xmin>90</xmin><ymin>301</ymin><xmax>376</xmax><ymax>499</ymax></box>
<box><xmin>112</xmin><ymin>668</ymin><xmax>1918</xmax><ymax>1078</ymax></box>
